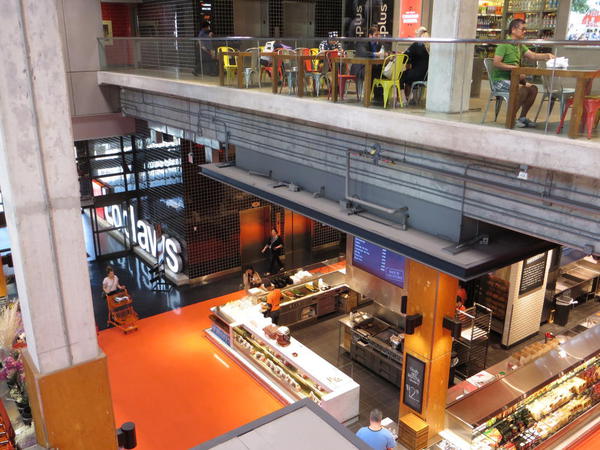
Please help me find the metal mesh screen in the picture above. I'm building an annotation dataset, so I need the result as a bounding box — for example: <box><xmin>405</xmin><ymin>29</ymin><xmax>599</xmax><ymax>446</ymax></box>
<box><xmin>182</xmin><ymin>140</ymin><xmax>287</xmax><ymax>278</ymax></box>
<box><xmin>312</xmin><ymin>220</ymin><xmax>341</xmax><ymax>249</ymax></box>
<box><xmin>137</xmin><ymin>0</ymin><xmax>198</xmax><ymax>37</ymax></box>
<box><xmin>131</xmin><ymin>0</ymin><xmax>344</xmax><ymax>38</ymax></box>
<box><xmin>136</xmin><ymin>143</ymin><xmax>185</xmax><ymax>245</ymax></box>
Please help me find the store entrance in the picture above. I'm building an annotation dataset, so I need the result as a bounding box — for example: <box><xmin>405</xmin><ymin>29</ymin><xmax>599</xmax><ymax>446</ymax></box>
<box><xmin>83</xmin><ymin>201</ymin><xmax>132</xmax><ymax>261</ymax></box>
<box><xmin>239</xmin><ymin>206</ymin><xmax>272</xmax><ymax>271</ymax></box>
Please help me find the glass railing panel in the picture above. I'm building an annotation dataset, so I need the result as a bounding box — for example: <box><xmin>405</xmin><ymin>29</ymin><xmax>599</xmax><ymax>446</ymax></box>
<box><xmin>98</xmin><ymin>37</ymin><xmax>600</xmax><ymax>141</ymax></box>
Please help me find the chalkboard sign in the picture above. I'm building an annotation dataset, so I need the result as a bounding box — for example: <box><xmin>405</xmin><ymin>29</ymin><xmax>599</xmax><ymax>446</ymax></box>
<box><xmin>403</xmin><ymin>353</ymin><xmax>426</xmax><ymax>413</ymax></box>
<box><xmin>519</xmin><ymin>252</ymin><xmax>547</xmax><ymax>296</ymax></box>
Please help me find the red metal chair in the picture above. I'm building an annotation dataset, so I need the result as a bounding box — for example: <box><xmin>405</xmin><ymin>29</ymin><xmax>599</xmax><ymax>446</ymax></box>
<box><xmin>325</xmin><ymin>50</ymin><xmax>359</xmax><ymax>101</ymax></box>
<box><xmin>556</xmin><ymin>96</ymin><xmax>600</xmax><ymax>139</ymax></box>
<box><xmin>261</xmin><ymin>48</ymin><xmax>284</xmax><ymax>84</ymax></box>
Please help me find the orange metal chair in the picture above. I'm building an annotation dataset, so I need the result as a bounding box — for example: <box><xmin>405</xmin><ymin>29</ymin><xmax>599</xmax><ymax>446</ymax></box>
<box><xmin>106</xmin><ymin>288</ymin><xmax>139</xmax><ymax>334</ymax></box>
<box><xmin>261</xmin><ymin>48</ymin><xmax>284</xmax><ymax>84</ymax></box>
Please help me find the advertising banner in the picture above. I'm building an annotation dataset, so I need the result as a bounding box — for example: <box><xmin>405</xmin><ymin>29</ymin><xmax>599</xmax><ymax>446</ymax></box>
<box><xmin>346</xmin><ymin>0</ymin><xmax>394</xmax><ymax>38</ymax></box>
<box><xmin>399</xmin><ymin>0</ymin><xmax>422</xmax><ymax>37</ymax></box>
<box><xmin>568</xmin><ymin>0</ymin><xmax>600</xmax><ymax>40</ymax></box>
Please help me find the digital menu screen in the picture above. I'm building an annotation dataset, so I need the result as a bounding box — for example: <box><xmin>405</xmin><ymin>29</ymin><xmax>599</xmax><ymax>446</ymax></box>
<box><xmin>352</xmin><ymin>237</ymin><xmax>406</xmax><ymax>288</ymax></box>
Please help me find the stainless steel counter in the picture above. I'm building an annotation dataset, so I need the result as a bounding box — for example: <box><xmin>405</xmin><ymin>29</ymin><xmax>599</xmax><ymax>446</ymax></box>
<box><xmin>555</xmin><ymin>258</ymin><xmax>600</xmax><ymax>296</ymax></box>
<box><xmin>446</xmin><ymin>323</ymin><xmax>600</xmax><ymax>428</ymax></box>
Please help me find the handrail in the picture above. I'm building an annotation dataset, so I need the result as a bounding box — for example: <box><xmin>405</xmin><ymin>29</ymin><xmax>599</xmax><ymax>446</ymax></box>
<box><xmin>97</xmin><ymin>36</ymin><xmax>600</xmax><ymax>46</ymax></box>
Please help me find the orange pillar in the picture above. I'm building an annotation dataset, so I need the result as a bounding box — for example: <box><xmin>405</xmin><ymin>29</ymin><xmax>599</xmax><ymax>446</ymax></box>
<box><xmin>399</xmin><ymin>260</ymin><xmax>457</xmax><ymax>438</ymax></box>
<box><xmin>0</xmin><ymin>261</ymin><xmax>6</xmax><ymax>298</ymax></box>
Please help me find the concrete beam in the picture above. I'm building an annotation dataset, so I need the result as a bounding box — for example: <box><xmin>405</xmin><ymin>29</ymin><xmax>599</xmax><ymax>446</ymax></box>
<box><xmin>0</xmin><ymin>0</ymin><xmax>99</xmax><ymax>374</ymax></box>
<box><xmin>98</xmin><ymin>71</ymin><xmax>600</xmax><ymax>179</ymax></box>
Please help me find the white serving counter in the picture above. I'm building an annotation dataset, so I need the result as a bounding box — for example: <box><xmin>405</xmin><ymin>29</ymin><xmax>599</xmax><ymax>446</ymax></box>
<box><xmin>206</xmin><ymin>280</ymin><xmax>360</xmax><ymax>425</ymax></box>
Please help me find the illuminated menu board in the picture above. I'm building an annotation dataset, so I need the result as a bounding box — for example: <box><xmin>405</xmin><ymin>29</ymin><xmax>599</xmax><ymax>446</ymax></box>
<box><xmin>352</xmin><ymin>237</ymin><xmax>406</xmax><ymax>288</ymax></box>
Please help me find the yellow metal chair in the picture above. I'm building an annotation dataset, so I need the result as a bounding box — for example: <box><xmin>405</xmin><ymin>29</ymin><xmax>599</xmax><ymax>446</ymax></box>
<box><xmin>310</xmin><ymin>48</ymin><xmax>320</xmax><ymax>72</ymax></box>
<box><xmin>217</xmin><ymin>46</ymin><xmax>238</xmax><ymax>84</ymax></box>
<box><xmin>370</xmin><ymin>54</ymin><xmax>408</xmax><ymax>108</ymax></box>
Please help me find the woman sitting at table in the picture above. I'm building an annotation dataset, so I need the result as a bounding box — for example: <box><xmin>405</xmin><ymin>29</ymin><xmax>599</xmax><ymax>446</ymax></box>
<box><xmin>401</xmin><ymin>26</ymin><xmax>430</xmax><ymax>104</ymax></box>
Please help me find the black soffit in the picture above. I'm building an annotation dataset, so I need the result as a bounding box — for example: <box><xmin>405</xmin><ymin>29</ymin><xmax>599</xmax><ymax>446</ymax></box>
<box><xmin>201</xmin><ymin>164</ymin><xmax>557</xmax><ymax>281</ymax></box>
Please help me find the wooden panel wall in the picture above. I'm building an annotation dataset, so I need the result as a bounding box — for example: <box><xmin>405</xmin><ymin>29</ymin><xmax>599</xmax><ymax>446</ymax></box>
<box><xmin>400</xmin><ymin>259</ymin><xmax>457</xmax><ymax>438</ymax></box>
<box><xmin>24</xmin><ymin>351</ymin><xmax>117</xmax><ymax>450</ymax></box>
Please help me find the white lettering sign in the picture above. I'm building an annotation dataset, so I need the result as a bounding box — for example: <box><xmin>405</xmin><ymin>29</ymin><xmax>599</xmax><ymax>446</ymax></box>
<box><xmin>104</xmin><ymin>204</ymin><xmax>184</xmax><ymax>273</ymax></box>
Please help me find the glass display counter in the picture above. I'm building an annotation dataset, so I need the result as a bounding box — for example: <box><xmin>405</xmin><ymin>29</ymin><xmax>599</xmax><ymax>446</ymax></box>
<box><xmin>445</xmin><ymin>324</ymin><xmax>600</xmax><ymax>449</ymax></box>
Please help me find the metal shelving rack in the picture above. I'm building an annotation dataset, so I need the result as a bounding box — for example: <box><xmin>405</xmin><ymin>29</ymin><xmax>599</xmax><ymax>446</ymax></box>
<box><xmin>453</xmin><ymin>303</ymin><xmax>493</xmax><ymax>379</ymax></box>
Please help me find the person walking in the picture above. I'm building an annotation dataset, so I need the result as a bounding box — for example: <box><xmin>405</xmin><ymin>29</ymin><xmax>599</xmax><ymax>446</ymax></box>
<box><xmin>356</xmin><ymin>409</ymin><xmax>396</xmax><ymax>450</ymax></box>
<box><xmin>193</xmin><ymin>21</ymin><xmax>217</xmax><ymax>76</ymax></box>
<box><xmin>261</xmin><ymin>228</ymin><xmax>284</xmax><ymax>275</ymax></box>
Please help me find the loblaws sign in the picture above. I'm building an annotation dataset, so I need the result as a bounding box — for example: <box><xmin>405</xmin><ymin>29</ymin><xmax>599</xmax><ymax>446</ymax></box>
<box><xmin>104</xmin><ymin>204</ymin><xmax>183</xmax><ymax>274</ymax></box>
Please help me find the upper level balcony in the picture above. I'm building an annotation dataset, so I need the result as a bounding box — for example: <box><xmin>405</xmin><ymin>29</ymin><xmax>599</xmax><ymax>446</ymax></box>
<box><xmin>97</xmin><ymin>36</ymin><xmax>600</xmax><ymax>179</ymax></box>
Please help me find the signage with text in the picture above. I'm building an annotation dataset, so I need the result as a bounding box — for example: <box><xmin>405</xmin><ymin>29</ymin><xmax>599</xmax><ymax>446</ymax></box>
<box><xmin>399</xmin><ymin>0</ymin><xmax>422</xmax><ymax>37</ymax></box>
<box><xmin>403</xmin><ymin>353</ymin><xmax>426</xmax><ymax>413</ymax></box>
<box><xmin>352</xmin><ymin>237</ymin><xmax>406</xmax><ymax>288</ymax></box>
<box><xmin>104</xmin><ymin>204</ymin><xmax>183</xmax><ymax>274</ymax></box>
<box><xmin>346</xmin><ymin>0</ymin><xmax>394</xmax><ymax>38</ymax></box>
<box><xmin>519</xmin><ymin>252</ymin><xmax>547</xmax><ymax>296</ymax></box>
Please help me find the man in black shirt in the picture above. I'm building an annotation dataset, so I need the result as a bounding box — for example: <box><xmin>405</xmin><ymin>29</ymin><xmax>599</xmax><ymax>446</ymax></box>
<box><xmin>262</xmin><ymin>228</ymin><xmax>284</xmax><ymax>275</ymax></box>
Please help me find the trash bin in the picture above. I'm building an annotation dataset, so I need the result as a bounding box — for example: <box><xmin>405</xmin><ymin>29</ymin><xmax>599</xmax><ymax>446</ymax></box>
<box><xmin>555</xmin><ymin>296</ymin><xmax>575</xmax><ymax>326</ymax></box>
<box><xmin>448</xmin><ymin>351</ymin><xmax>459</xmax><ymax>387</ymax></box>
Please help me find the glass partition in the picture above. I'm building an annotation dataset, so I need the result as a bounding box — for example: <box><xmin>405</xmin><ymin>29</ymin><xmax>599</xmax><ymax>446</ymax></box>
<box><xmin>98</xmin><ymin>36</ymin><xmax>600</xmax><ymax>141</ymax></box>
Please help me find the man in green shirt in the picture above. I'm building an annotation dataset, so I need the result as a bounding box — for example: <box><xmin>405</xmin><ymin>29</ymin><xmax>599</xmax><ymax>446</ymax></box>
<box><xmin>492</xmin><ymin>19</ymin><xmax>554</xmax><ymax>128</ymax></box>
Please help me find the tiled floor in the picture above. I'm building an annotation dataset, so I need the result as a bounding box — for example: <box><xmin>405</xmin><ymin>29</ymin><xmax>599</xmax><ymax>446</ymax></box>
<box><xmin>88</xmin><ymin>246</ymin><xmax>344</xmax><ymax>330</ymax></box>
<box><xmin>293</xmin><ymin>310</ymin><xmax>401</xmax><ymax>430</ymax></box>
<box><xmin>291</xmin><ymin>296</ymin><xmax>600</xmax><ymax>435</ymax></box>
<box><xmin>104</xmin><ymin>67</ymin><xmax>600</xmax><ymax>142</ymax></box>
<box><xmin>486</xmin><ymin>297</ymin><xmax>600</xmax><ymax>366</ymax></box>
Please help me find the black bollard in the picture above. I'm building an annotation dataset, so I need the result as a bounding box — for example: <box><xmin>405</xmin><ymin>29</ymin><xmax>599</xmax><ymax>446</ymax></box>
<box><xmin>117</xmin><ymin>422</ymin><xmax>137</xmax><ymax>449</ymax></box>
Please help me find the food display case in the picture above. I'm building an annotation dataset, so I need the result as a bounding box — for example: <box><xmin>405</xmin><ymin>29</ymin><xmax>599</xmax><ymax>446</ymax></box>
<box><xmin>445</xmin><ymin>324</ymin><xmax>600</xmax><ymax>449</ymax></box>
<box><xmin>206</xmin><ymin>269</ymin><xmax>360</xmax><ymax>424</ymax></box>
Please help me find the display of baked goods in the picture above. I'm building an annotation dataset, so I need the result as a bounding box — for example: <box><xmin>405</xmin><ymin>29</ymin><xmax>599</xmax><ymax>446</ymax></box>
<box><xmin>507</xmin><ymin>338</ymin><xmax>563</xmax><ymax>369</ymax></box>
<box><xmin>232</xmin><ymin>326</ymin><xmax>331</xmax><ymax>404</ymax></box>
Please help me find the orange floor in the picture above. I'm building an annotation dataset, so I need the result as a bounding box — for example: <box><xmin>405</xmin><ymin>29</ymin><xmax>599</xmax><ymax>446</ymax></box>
<box><xmin>99</xmin><ymin>262</ymin><xmax>345</xmax><ymax>449</ymax></box>
<box><xmin>99</xmin><ymin>290</ymin><xmax>283</xmax><ymax>450</ymax></box>
<box><xmin>567</xmin><ymin>422</ymin><xmax>600</xmax><ymax>449</ymax></box>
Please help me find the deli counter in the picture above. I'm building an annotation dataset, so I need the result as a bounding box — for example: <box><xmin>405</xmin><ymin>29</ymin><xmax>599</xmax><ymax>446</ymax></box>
<box><xmin>444</xmin><ymin>324</ymin><xmax>600</xmax><ymax>449</ymax></box>
<box><xmin>206</xmin><ymin>269</ymin><xmax>360</xmax><ymax>424</ymax></box>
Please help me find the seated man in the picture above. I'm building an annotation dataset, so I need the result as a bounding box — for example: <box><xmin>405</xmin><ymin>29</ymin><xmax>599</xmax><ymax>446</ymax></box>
<box><xmin>492</xmin><ymin>18</ymin><xmax>554</xmax><ymax>128</ymax></box>
<box><xmin>319</xmin><ymin>31</ymin><xmax>343</xmax><ymax>53</ymax></box>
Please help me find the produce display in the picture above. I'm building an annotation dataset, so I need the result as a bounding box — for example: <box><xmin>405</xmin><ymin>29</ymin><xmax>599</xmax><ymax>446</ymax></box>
<box><xmin>472</xmin><ymin>356</ymin><xmax>600</xmax><ymax>449</ymax></box>
<box><xmin>232</xmin><ymin>326</ymin><xmax>330</xmax><ymax>404</ymax></box>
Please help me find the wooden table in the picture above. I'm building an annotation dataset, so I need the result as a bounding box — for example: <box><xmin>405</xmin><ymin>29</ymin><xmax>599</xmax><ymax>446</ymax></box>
<box><xmin>506</xmin><ymin>66</ymin><xmax>600</xmax><ymax>138</ymax></box>
<box><xmin>331</xmin><ymin>57</ymin><xmax>385</xmax><ymax>107</ymax></box>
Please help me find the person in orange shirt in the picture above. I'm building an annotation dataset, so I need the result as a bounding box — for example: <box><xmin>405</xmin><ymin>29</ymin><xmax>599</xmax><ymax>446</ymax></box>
<box><xmin>263</xmin><ymin>280</ymin><xmax>281</xmax><ymax>325</ymax></box>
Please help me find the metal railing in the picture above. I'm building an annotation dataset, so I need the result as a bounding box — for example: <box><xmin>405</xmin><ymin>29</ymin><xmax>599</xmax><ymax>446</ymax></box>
<box><xmin>98</xmin><ymin>36</ymin><xmax>600</xmax><ymax>140</ymax></box>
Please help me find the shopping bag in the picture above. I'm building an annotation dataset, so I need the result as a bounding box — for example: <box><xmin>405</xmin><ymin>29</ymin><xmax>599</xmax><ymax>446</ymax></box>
<box><xmin>382</xmin><ymin>58</ymin><xmax>395</xmax><ymax>79</ymax></box>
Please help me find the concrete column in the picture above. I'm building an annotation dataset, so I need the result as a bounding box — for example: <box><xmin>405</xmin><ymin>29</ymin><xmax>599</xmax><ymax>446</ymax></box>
<box><xmin>0</xmin><ymin>0</ymin><xmax>99</xmax><ymax>375</ymax></box>
<box><xmin>0</xmin><ymin>3</ymin><xmax>117</xmax><ymax>448</ymax></box>
<box><xmin>425</xmin><ymin>0</ymin><xmax>478</xmax><ymax>113</ymax></box>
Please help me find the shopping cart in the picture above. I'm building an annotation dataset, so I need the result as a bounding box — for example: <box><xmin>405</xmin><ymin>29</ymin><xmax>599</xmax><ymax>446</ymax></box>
<box><xmin>105</xmin><ymin>289</ymin><xmax>139</xmax><ymax>334</ymax></box>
